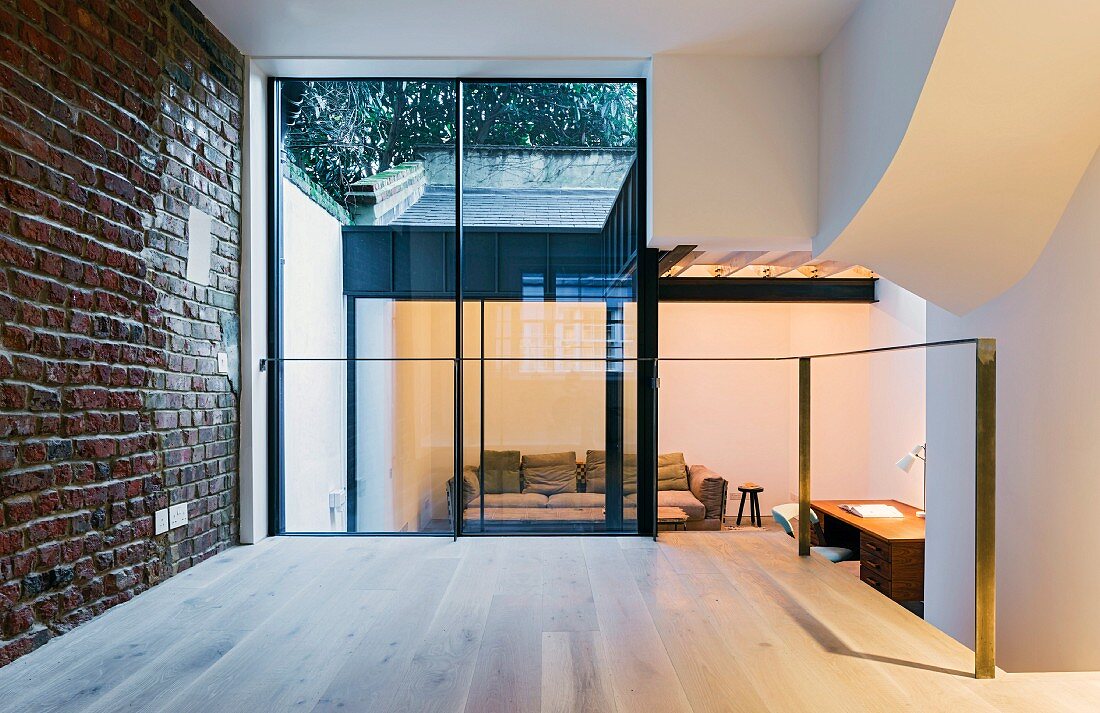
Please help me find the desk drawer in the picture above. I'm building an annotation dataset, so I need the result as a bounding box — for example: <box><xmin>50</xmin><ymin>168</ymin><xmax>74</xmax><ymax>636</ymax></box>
<box><xmin>861</xmin><ymin>551</ymin><xmax>891</xmax><ymax>580</ymax></box>
<box><xmin>860</xmin><ymin>533</ymin><xmax>891</xmax><ymax>562</ymax></box>
<box><xmin>860</xmin><ymin>567</ymin><xmax>891</xmax><ymax>596</ymax></box>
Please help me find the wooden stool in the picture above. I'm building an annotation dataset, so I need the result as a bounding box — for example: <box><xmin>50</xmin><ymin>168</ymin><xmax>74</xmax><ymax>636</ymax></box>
<box><xmin>736</xmin><ymin>484</ymin><xmax>764</xmax><ymax>527</ymax></box>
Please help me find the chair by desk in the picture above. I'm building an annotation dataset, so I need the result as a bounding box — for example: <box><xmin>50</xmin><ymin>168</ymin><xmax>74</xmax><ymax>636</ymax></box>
<box><xmin>810</xmin><ymin>499</ymin><xmax>925</xmax><ymax>603</ymax></box>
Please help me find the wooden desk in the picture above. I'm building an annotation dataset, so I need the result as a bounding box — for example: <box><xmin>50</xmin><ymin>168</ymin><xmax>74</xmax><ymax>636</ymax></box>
<box><xmin>810</xmin><ymin>499</ymin><xmax>925</xmax><ymax>603</ymax></box>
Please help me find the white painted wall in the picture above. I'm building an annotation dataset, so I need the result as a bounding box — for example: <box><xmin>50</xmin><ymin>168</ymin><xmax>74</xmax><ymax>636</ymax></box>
<box><xmin>239</xmin><ymin>60</ymin><xmax>269</xmax><ymax>544</ymax></box>
<box><xmin>659</xmin><ymin>286</ymin><xmax>925</xmax><ymax>515</ymax></box>
<box><xmin>659</xmin><ymin>303</ymin><xmax>795</xmax><ymax>513</ymax></box>
<box><xmin>867</xmin><ymin>281</ymin><xmax>926</xmax><ymax>509</ymax></box>
<box><xmin>821</xmin><ymin>0</ymin><xmax>1100</xmax><ymax>314</ymax></box>
<box><xmin>354</xmin><ymin>301</ymin><xmax>395</xmax><ymax>531</ymax></box>
<box><xmin>787</xmin><ymin>304</ymin><xmax>871</xmax><ymax>502</ymax></box>
<box><xmin>281</xmin><ymin>179</ymin><xmax>347</xmax><ymax>532</ymax></box>
<box><xmin>650</xmin><ymin>54</ymin><xmax>818</xmax><ymax>249</ymax></box>
<box><xmin>817</xmin><ymin>0</ymin><xmax>954</xmax><ymax>253</ymax></box>
<box><xmin>926</xmin><ymin>148</ymin><xmax>1100</xmax><ymax>672</ymax></box>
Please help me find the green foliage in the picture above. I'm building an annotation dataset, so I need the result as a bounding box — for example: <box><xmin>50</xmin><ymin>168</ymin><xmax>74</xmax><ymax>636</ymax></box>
<box><xmin>282</xmin><ymin>80</ymin><xmax>637</xmax><ymax>207</ymax></box>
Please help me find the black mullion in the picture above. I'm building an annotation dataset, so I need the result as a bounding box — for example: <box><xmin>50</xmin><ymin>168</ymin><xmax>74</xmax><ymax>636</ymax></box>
<box><xmin>605</xmin><ymin>299</ymin><xmax>624</xmax><ymax>532</ymax></box>
<box><xmin>479</xmin><ymin>299</ymin><xmax>485</xmax><ymax>533</ymax></box>
<box><xmin>267</xmin><ymin>77</ymin><xmax>285</xmax><ymax>536</ymax></box>
<box><xmin>636</xmin><ymin>80</ymin><xmax>656</xmax><ymax>538</ymax></box>
<box><xmin>346</xmin><ymin>298</ymin><xmax>356</xmax><ymax>532</ymax></box>
<box><xmin>453</xmin><ymin>79</ymin><xmax>464</xmax><ymax>540</ymax></box>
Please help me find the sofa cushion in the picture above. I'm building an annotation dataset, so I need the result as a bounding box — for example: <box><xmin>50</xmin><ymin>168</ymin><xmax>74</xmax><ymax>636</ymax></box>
<box><xmin>547</xmin><ymin>492</ymin><xmax>604</xmax><ymax>509</ymax></box>
<box><xmin>659</xmin><ymin>452</ymin><xmax>687</xmax><ymax>469</ymax></box>
<box><xmin>658</xmin><ymin>452</ymin><xmax>689</xmax><ymax>491</ymax></box>
<box><xmin>658</xmin><ymin>464</ymin><xmax>689</xmax><ymax>491</ymax></box>
<box><xmin>461</xmin><ymin>465</ymin><xmax>481</xmax><ymax>505</ymax></box>
<box><xmin>468</xmin><ymin>492</ymin><xmax>549</xmax><ymax>509</ymax></box>
<box><xmin>688</xmin><ymin>465</ymin><xmax>726</xmax><ymax>520</ymax></box>
<box><xmin>584</xmin><ymin>450</ymin><xmax>638</xmax><ymax>495</ymax></box>
<box><xmin>623</xmin><ymin>493</ymin><xmax>638</xmax><ymax>521</ymax></box>
<box><xmin>657</xmin><ymin>489</ymin><xmax>706</xmax><ymax>521</ymax></box>
<box><xmin>584</xmin><ymin>450</ymin><xmax>606</xmax><ymax>493</ymax></box>
<box><xmin>463</xmin><ymin>506</ymin><xmax>604</xmax><ymax>523</ymax></box>
<box><xmin>483</xmin><ymin>450</ymin><xmax>521</xmax><ymax>494</ymax></box>
<box><xmin>623</xmin><ymin>453</ymin><xmax>638</xmax><ymax>496</ymax></box>
<box><xmin>522</xmin><ymin>451</ymin><xmax>577</xmax><ymax>495</ymax></box>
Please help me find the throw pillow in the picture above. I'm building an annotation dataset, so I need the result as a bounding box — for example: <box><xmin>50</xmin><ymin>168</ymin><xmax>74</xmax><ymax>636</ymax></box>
<box><xmin>482</xmin><ymin>450</ymin><xmax>521</xmax><ymax>494</ymax></box>
<box><xmin>584</xmin><ymin>450</ymin><xmax>639</xmax><ymax>496</ymax></box>
<box><xmin>522</xmin><ymin>451</ymin><xmax>577</xmax><ymax>496</ymax></box>
<box><xmin>461</xmin><ymin>465</ymin><xmax>480</xmax><ymax>505</ymax></box>
<box><xmin>657</xmin><ymin>452</ymin><xmax>688</xmax><ymax>491</ymax></box>
<box><xmin>623</xmin><ymin>453</ymin><xmax>638</xmax><ymax>496</ymax></box>
<box><xmin>584</xmin><ymin>450</ymin><xmax>606</xmax><ymax>493</ymax></box>
<box><xmin>658</xmin><ymin>452</ymin><xmax>687</xmax><ymax>469</ymax></box>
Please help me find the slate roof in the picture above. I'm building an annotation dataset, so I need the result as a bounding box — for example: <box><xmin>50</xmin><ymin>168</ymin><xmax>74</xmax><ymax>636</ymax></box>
<box><xmin>391</xmin><ymin>186</ymin><xmax>617</xmax><ymax>230</ymax></box>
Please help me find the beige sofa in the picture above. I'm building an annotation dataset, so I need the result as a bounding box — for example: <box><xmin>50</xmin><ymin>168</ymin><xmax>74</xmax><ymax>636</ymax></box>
<box><xmin>451</xmin><ymin>451</ymin><xmax>727</xmax><ymax>532</ymax></box>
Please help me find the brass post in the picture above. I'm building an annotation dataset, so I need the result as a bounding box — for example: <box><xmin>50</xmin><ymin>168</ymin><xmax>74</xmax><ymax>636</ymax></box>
<box><xmin>798</xmin><ymin>357</ymin><xmax>810</xmax><ymax>556</ymax></box>
<box><xmin>975</xmin><ymin>339</ymin><xmax>997</xmax><ymax>678</ymax></box>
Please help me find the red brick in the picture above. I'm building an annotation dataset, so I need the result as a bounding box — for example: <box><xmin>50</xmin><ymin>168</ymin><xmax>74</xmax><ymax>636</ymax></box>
<box><xmin>3</xmin><ymin>498</ymin><xmax>34</xmax><ymax>524</ymax></box>
<box><xmin>0</xmin><ymin>0</ymin><xmax>242</xmax><ymax>669</ymax></box>
<box><xmin>2</xmin><ymin>606</ymin><xmax>33</xmax><ymax>636</ymax></box>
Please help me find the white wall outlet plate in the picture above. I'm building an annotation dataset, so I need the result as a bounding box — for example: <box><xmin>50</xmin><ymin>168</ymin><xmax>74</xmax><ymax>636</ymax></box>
<box><xmin>217</xmin><ymin>352</ymin><xmax>229</xmax><ymax>374</ymax></box>
<box><xmin>169</xmin><ymin>503</ymin><xmax>188</xmax><ymax>529</ymax></box>
<box><xmin>155</xmin><ymin>508</ymin><xmax>169</xmax><ymax>535</ymax></box>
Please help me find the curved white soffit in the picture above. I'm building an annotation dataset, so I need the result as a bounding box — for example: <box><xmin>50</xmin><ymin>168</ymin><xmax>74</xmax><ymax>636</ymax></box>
<box><xmin>820</xmin><ymin>0</ymin><xmax>1100</xmax><ymax>315</ymax></box>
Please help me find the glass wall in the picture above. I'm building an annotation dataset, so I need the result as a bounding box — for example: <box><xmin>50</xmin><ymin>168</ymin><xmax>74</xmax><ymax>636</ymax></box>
<box><xmin>273</xmin><ymin>79</ymin><xmax>642</xmax><ymax>534</ymax></box>
<box><xmin>458</xmin><ymin>82</ymin><xmax>639</xmax><ymax>533</ymax></box>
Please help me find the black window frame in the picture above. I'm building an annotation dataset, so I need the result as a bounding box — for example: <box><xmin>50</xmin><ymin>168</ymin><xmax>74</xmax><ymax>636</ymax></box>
<box><xmin>267</xmin><ymin>76</ymin><xmax>654</xmax><ymax>538</ymax></box>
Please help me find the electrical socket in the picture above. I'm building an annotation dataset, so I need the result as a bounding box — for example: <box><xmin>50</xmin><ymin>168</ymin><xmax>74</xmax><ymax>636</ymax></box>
<box><xmin>328</xmin><ymin>489</ymin><xmax>346</xmax><ymax>511</ymax></box>
<box><xmin>155</xmin><ymin>508</ymin><xmax>169</xmax><ymax>535</ymax></box>
<box><xmin>168</xmin><ymin>503</ymin><xmax>188</xmax><ymax>529</ymax></box>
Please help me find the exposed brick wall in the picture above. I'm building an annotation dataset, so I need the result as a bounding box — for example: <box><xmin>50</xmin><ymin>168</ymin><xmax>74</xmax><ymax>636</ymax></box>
<box><xmin>0</xmin><ymin>0</ymin><xmax>242</xmax><ymax>665</ymax></box>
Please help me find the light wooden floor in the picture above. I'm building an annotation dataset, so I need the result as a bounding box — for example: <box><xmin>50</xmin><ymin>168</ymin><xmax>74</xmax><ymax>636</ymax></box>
<box><xmin>1</xmin><ymin>531</ymin><xmax>1099</xmax><ymax>712</ymax></box>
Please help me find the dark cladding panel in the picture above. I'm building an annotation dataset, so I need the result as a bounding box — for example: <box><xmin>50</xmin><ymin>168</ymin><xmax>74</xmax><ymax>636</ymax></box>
<box><xmin>343</xmin><ymin>230</ymin><xmax>393</xmax><ymax>294</ymax></box>
<box><xmin>393</xmin><ymin>229</ymin><xmax>449</xmax><ymax>294</ymax></box>
<box><xmin>550</xmin><ymin>233</ymin><xmax>605</xmax><ymax>301</ymax></box>
<box><xmin>345</xmin><ymin>226</ymin><xmax>616</xmax><ymax>300</ymax></box>
<box><xmin>498</xmin><ymin>232</ymin><xmax>549</xmax><ymax>298</ymax></box>
<box><xmin>462</xmin><ymin>232</ymin><xmax>496</xmax><ymax>296</ymax></box>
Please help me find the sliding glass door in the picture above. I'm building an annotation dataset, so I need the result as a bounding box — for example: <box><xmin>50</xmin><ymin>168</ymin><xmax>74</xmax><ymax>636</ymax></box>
<box><xmin>272</xmin><ymin>78</ymin><xmax>644</xmax><ymax>535</ymax></box>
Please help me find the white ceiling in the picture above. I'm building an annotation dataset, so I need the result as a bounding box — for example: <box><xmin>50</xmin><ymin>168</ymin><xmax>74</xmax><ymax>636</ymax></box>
<box><xmin>192</xmin><ymin>0</ymin><xmax>860</xmax><ymax>59</ymax></box>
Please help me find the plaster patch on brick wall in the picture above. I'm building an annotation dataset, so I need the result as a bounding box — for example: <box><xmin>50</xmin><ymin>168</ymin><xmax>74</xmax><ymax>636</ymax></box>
<box><xmin>218</xmin><ymin>310</ymin><xmax>240</xmax><ymax>397</ymax></box>
<box><xmin>185</xmin><ymin>207</ymin><xmax>212</xmax><ymax>286</ymax></box>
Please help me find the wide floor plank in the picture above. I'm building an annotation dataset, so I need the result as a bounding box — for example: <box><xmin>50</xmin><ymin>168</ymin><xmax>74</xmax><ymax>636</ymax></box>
<box><xmin>463</xmin><ymin>594</ymin><xmax>542</xmax><ymax>713</ymax></box>
<box><xmin>582</xmin><ymin>537</ymin><xmax>694</xmax><ymax>712</ymax></box>
<box><xmin>541</xmin><ymin>631</ymin><xmax>618</xmax><ymax>713</ymax></box>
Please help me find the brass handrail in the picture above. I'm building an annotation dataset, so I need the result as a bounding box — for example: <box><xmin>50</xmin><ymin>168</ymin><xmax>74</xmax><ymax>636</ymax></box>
<box><xmin>263</xmin><ymin>338</ymin><xmax>997</xmax><ymax>678</ymax></box>
<box><xmin>790</xmin><ymin>337</ymin><xmax>996</xmax><ymax>681</ymax></box>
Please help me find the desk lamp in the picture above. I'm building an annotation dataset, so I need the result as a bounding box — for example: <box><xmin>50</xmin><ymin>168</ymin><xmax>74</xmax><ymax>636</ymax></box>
<box><xmin>895</xmin><ymin>443</ymin><xmax>927</xmax><ymax>518</ymax></box>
